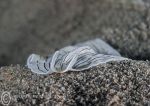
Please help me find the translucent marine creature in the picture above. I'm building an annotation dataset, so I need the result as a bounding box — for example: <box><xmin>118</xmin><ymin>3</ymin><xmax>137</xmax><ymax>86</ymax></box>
<box><xmin>27</xmin><ymin>39</ymin><xmax>128</xmax><ymax>74</ymax></box>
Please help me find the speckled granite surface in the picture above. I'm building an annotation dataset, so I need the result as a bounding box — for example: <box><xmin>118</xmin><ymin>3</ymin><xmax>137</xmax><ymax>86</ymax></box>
<box><xmin>0</xmin><ymin>60</ymin><xmax>149</xmax><ymax>105</ymax></box>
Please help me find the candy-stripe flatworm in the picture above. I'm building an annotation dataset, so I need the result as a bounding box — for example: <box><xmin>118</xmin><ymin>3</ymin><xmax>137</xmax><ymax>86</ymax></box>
<box><xmin>27</xmin><ymin>38</ymin><xmax>128</xmax><ymax>74</ymax></box>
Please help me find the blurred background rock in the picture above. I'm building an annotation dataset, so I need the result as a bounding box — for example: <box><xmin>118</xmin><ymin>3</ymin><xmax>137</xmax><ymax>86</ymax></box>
<box><xmin>0</xmin><ymin>0</ymin><xmax>150</xmax><ymax>66</ymax></box>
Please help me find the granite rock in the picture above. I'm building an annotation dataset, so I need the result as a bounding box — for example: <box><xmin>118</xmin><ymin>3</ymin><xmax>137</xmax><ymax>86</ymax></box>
<box><xmin>0</xmin><ymin>60</ymin><xmax>149</xmax><ymax>105</ymax></box>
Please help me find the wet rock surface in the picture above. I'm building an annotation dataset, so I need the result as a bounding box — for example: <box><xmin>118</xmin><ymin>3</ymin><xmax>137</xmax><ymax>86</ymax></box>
<box><xmin>0</xmin><ymin>60</ymin><xmax>149</xmax><ymax>105</ymax></box>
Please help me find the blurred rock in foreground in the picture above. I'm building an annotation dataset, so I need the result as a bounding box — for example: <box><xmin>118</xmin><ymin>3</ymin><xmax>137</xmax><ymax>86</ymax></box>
<box><xmin>0</xmin><ymin>60</ymin><xmax>149</xmax><ymax>106</ymax></box>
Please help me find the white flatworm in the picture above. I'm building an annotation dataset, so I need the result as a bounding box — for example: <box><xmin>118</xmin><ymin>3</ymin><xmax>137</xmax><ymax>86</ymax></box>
<box><xmin>27</xmin><ymin>38</ymin><xmax>128</xmax><ymax>74</ymax></box>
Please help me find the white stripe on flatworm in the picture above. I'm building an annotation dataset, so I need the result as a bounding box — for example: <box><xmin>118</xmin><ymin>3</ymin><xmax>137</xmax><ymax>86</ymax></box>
<box><xmin>27</xmin><ymin>38</ymin><xmax>128</xmax><ymax>74</ymax></box>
